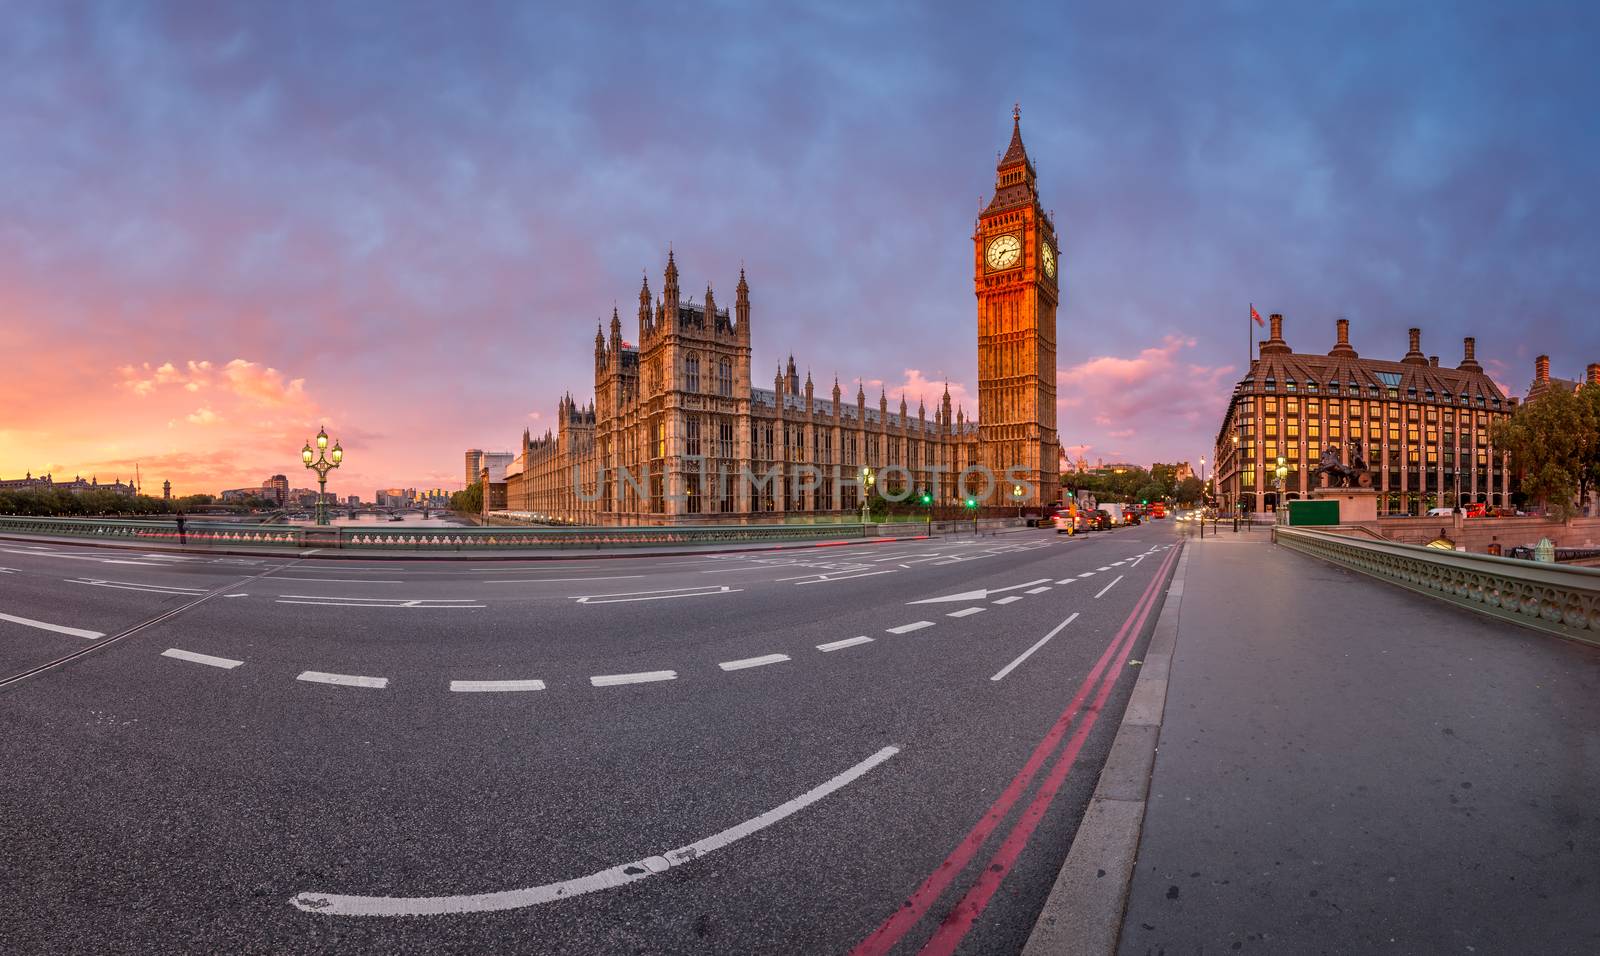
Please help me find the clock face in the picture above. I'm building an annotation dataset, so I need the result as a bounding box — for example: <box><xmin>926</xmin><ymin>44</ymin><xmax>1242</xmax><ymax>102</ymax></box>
<box><xmin>1041</xmin><ymin>241</ymin><xmax>1056</xmax><ymax>278</ymax></box>
<box><xmin>985</xmin><ymin>233</ymin><xmax>1022</xmax><ymax>271</ymax></box>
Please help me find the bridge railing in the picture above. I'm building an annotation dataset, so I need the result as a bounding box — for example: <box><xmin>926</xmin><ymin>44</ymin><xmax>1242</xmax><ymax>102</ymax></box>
<box><xmin>1273</xmin><ymin>525</ymin><xmax>1600</xmax><ymax>647</ymax></box>
<box><xmin>0</xmin><ymin>516</ymin><xmax>307</xmax><ymax>547</ymax></box>
<box><xmin>0</xmin><ymin>516</ymin><xmax>873</xmax><ymax>551</ymax></box>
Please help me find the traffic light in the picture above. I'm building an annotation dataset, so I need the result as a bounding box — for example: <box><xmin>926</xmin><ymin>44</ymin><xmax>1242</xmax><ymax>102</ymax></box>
<box><xmin>964</xmin><ymin>497</ymin><xmax>977</xmax><ymax>509</ymax></box>
<box><xmin>1141</xmin><ymin>499</ymin><xmax>1148</xmax><ymax>505</ymax></box>
<box><xmin>919</xmin><ymin>492</ymin><xmax>932</xmax><ymax>506</ymax></box>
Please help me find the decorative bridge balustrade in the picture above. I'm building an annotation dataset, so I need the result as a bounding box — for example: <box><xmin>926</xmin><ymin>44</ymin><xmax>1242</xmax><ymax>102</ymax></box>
<box><xmin>1274</xmin><ymin>525</ymin><xmax>1600</xmax><ymax>647</ymax></box>
<box><xmin>0</xmin><ymin>516</ymin><xmax>871</xmax><ymax>551</ymax></box>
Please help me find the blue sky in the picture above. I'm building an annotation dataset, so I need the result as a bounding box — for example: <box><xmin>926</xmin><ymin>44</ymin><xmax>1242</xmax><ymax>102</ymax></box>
<box><xmin>3</xmin><ymin>0</ymin><xmax>1597</xmax><ymax>493</ymax></box>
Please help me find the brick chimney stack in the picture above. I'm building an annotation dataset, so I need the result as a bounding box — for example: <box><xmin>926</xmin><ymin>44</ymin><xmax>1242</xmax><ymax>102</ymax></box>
<box><xmin>1536</xmin><ymin>355</ymin><xmax>1551</xmax><ymax>383</ymax></box>
<box><xmin>1328</xmin><ymin>317</ymin><xmax>1358</xmax><ymax>358</ymax></box>
<box><xmin>1402</xmin><ymin>327</ymin><xmax>1427</xmax><ymax>366</ymax></box>
<box><xmin>1429</xmin><ymin>356</ymin><xmax>1439</xmax><ymax>367</ymax></box>
<box><xmin>1588</xmin><ymin>363</ymin><xmax>1599</xmax><ymax>386</ymax></box>
<box><xmin>1260</xmin><ymin>313</ymin><xmax>1291</xmax><ymax>355</ymax></box>
<box><xmin>1457</xmin><ymin>336</ymin><xmax>1482</xmax><ymax>373</ymax></box>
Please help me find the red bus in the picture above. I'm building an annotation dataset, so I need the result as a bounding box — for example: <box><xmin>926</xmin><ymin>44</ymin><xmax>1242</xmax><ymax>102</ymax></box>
<box><xmin>1150</xmin><ymin>502</ymin><xmax>1166</xmax><ymax>519</ymax></box>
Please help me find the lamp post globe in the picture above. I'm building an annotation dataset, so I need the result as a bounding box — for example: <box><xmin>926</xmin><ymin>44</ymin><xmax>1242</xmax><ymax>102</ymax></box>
<box><xmin>301</xmin><ymin>426</ymin><xmax>343</xmax><ymax>526</ymax></box>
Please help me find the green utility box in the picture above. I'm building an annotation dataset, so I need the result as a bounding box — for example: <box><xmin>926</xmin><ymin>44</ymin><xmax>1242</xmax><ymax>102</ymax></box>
<box><xmin>1287</xmin><ymin>499</ymin><xmax>1340</xmax><ymax>526</ymax></box>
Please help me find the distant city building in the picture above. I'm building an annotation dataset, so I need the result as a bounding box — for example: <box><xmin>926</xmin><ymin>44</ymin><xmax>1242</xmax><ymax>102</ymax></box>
<box><xmin>464</xmin><ymin>450</ymin><xmax>484</xmax><ymax>489</ymax></box>
<box><xmin>219</xmin><ymin>487</ymin><xmax>263</xmax><ymax>503</ymax></box>
<box><xmin>263</xmin><ymin>474</ymin><xmax>289</xmax><ymax>506</ymax></box>
<box><xmin>162</xmin><ymin>480</ymin><xmax>171</xmax><ymax>500</ymax></box>
<box><xmin>1213</xmin><ymin>316</ymin><xmax>1515</xmax><ymax>515</ymax></box>
<box><xmin>1172</xmin><ymin>462</ymin><xmax>1194</xmax><ymax>483</ymax></box>
<box><xmin>0</xmin><ymin>473</ymin><xmax>136</xmax><ymax>497</ymax></box>
<box><xmin>347</xmin><ymin>495</ymin><xmax>360</xmax><ymax>507</ymax></box>
<box><xmin>480</xmin><ymin>453</ymin><xmax>514</xmax><ymax>483</ymax></box>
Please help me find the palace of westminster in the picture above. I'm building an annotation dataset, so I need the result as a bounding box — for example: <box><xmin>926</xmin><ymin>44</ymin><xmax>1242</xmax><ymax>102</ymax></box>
<box><xmin>493</xmin><ymin>110</ymin><xmax>1061</xmax><ymax>526</ymax></box>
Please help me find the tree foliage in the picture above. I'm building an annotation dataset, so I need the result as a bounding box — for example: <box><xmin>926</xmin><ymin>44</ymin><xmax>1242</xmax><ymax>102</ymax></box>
<box><xmin>1491</xmin><ymin>384</ymin><xmax>1600</xmax><ymax>519</ymax></box>
<box><xmin>1175</xmin><ymin>476</ymin><xmax>1205</xmax><ymax>505</ymax></box>
<box><xmin>450</xmin><ymin>482</ymin><xmax>484</xmax><ymax>514</ymax></box>
<box><xmin>1062</xmin><ymin>465</ymin><xmax>1185</xmax><ymax>504</ymax></box>
<box><xmin>0</xmin><ymin>490</ymin><xmax>221</xmax><ymax>517</ymax></box>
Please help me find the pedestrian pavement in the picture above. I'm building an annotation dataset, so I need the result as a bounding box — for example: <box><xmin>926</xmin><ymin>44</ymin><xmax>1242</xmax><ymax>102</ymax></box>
<box><xmin>1118</xmin><ymin>532</ymin><xmax>1600</xmax><ymax>954</ymax></box>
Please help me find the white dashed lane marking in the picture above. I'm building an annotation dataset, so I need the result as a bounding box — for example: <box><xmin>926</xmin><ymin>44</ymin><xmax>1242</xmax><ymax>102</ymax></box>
<box><xmin>817</xmin><ymin>636</ymin><xmax>873</xmax><ymax>652</ymax></box>
<box><xmin>450</xmin><ymin>679</ymin><xmax>546</xmax><ymax>692</ymax></box>
<box><xmin>298</xmin><ymin>671</ymin><xmax>389</xmax><ymax>689</ymax></box>
<box><xmin>0</xmin><ymin>611</ymin><xmax>104</xmax><ymax>640</ymax></box>
<box><xmin>719</xmin><ymin>653</ymin><xmax>790</xmax><ymax>671</ymax></box>
<box><xmin>992</xmin><ymin>596</ymin><xmax>1023</xmax><ymax>605</ymax></box>
<box><xmin>1025</xmin><ymin>586</ymin><xmax>1052</xmax><ymax>594</ymax></box>
<box><xmin>886</xmin><ymin>621</ymin><xmax>935</xmax><ymax>635</ymax></box>
<box><xmin>591</xmin><ymin>670</ymin><xmax>677</xmax><ymax>687</ymax></box>
<box><xmin>162</xmin><ymin>648</ymin><xmax>244</xmax><ymax>669</ymax></box>
<box><xmin>947</xmin><ymin>607</ymin><xmax>985</xmax><ymax>618</ymax></box>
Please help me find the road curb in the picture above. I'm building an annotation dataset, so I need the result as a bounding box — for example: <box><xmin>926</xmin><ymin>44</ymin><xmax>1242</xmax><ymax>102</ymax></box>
<box><xmin>0</xmin><ymin>530</ymin><xmax>944</xmax><ymax>562</ymax></box>
<box><xmin>1021</xmin><ymin>542</ymin><xmax>1190</xmax><ymax>956</ymax></box>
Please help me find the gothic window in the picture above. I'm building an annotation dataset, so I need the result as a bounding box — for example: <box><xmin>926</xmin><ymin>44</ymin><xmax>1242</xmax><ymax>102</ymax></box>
<box><xmin>686</xmin><ymin>473</ymin><xmax>701</xmax><ymax>513</ymax></box>
<box><xmin>718</xmin><ymin>418</ymin><xmax>734</xmax><ymax>459</ymax></box>
<box><xmin>718</xmin><ymin>359</ymin><xmax>733</xmax><ymax>397</ymax></box>
<box><xmin>685</xmin><ymin>354</ymin><xmax>701</xmax><ymax>393</ymax></box>
<box><xmin>686</xmin><ymin>417</ymin><xmax>702</xmax><ymax>457</ymax></box>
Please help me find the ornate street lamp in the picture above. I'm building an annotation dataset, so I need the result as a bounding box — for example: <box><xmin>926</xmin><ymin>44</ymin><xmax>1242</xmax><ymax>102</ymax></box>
<box><xmin>1273</xmin><ymin>456</ymin><xmax>1289</xmax><ymax>523</ymax></box>
<box><xmin>302</xmin><ymin>426</ymin><xmax>343</xmax><ymax>526</ymax></box>
<box><xmin>859</xmin><ymin>466</ymin><xmax>875</xmax><ymax>525</ymax></box>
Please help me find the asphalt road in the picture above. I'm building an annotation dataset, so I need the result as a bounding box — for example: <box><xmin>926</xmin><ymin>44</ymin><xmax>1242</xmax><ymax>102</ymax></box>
<box><xmin>0</xmin><ymin>523</ymin><xmax>1181</xmax><ymax>954</ymax></box>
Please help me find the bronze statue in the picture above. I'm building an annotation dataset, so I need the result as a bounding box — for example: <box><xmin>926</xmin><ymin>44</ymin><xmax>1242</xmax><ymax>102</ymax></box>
<box><xmin>1314</xmin><ymin>443</ymin><xmax>1373</xmax><ymax>488</ymax></box>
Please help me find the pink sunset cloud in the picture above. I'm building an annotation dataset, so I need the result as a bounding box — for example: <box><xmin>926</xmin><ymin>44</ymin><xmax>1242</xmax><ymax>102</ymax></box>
<box><xmin>1057</xmin><ymin>336</ymin><xmax>1237</xmax><ymax>466</ymax></box>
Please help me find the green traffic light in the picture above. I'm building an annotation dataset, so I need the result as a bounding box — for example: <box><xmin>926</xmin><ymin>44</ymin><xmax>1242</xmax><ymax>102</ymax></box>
<box><xmin>964</xmin><ymin>497</ymin><xmax>977</xmax><ymax>509</ymax></box>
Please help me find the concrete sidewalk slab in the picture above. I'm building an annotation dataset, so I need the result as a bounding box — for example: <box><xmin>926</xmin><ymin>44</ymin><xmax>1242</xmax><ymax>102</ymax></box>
<box><xmin>1117</xmin><ymin>535</ymin><xmax>1600</xmax><ymax>955</ymax></box>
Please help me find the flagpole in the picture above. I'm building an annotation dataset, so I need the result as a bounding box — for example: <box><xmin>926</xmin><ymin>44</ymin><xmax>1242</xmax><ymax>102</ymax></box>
<box><xmin>1248</xmin><ymin>302</ymin><xmax>1254</xmax><ymax>368</ymax></box>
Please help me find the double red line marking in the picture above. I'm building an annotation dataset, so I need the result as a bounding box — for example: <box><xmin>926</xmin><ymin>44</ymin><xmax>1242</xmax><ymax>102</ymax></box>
<box><xmin>852</xmin><ymin>543</ymin><xmax>1181</xmax><ymax>956</ymax></box>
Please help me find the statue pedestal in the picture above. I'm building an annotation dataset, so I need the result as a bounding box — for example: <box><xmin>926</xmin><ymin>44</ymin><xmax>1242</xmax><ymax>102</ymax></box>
<box><xmin>1310</xmin><ymin>486</ymin><xmax>1379</xmax><ymax>523</ymax></box>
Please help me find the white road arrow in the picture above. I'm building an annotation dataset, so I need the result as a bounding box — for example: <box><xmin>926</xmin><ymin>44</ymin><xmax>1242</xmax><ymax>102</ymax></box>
<box><xmin>907</xmin><ymin>578</ymin><xmax>1052</xmax><ymax>604</ymax></box>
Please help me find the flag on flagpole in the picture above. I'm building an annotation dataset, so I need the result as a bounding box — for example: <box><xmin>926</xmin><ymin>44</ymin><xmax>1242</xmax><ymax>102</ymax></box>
<box><xmin>1250</xmin><ymin>304</ymin><xmax>1265</xmax><ymax>327</ymax></box>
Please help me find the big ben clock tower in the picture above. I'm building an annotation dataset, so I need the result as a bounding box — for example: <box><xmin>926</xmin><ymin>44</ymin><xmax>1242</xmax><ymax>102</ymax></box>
<box><xmin>975</xmin><ymin>106</ymin><xmax>1059</xmax><ymax>507</ymax></box>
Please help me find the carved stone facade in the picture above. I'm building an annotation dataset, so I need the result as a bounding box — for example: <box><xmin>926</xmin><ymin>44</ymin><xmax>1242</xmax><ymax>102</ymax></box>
<box><xmin>502</xmin><ymin>114</ymin><xmax>1059</xmax><ymax>525</ymax></box>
